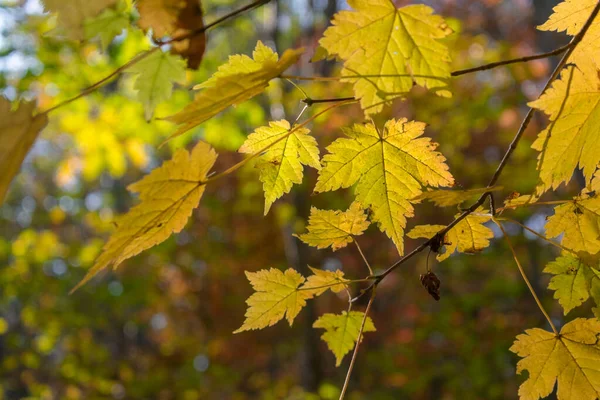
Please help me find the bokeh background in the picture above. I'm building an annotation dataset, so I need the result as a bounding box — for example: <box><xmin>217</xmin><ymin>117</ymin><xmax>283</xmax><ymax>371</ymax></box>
<box><xmin>0</xmin><ymin>0</ymin><xmax>590</xmax><ymax>399</ymax></box>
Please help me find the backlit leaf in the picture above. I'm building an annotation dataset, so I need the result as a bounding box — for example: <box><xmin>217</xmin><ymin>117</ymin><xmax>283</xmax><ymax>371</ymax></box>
<box><xmin>530</xmin><ymin>66</ymin><xmax>600</xmax><ymax>192</ymax></box>
<box><xmin>510</xmin><ymin>318</ymin><xmax>600</xmax><ymax>400</ymax></box>
<box><xmin>545</xmin><ymin>194</ymin><xmax>600</xmax><ymax>255</ymax></box>
<box><xmin>43</xmin><ymin>0</ymin><xmax>118</xmax><ymax>40</ymax></box>
<box><xmin>72</xmin><ymin>141</ymin><xmax>217</xmax><ymax>292</ymax></box>
<box><xmin>544</xmin><ymin>253</ymin><xmax>600</xmax><ymax>316</ymax></box>
<box><xmin>0</xmin><ymin>98</ymin><xmax>48</xmax><ymax>203</ymax></box>
<box><xmin>317</xmin><ymin>0</ymin><xmax>453</xmax><ymax>114</ymax></box>
<box><xmin>128</xmin><ymin>50</ymin><xmax>187</xmax><ymax>120</ymax></box>
<box><xmin>313</xmin><ymin>311</ymin><xmax>376</xmax><ymax>367</ymax></box>
<box><xmin>315</xmin><ymin>119</ymin><xmax>454</xmax><ymax>254</ymax></box>
<box><xmin>235</xmin><ymin>268</ymin><xmax>310</xmax><ymax>333</ymax></box>
<box><xmin>84</xmin><ymin>6</ymin><xmax>129</xmax><ymax>48</ymax></box>
<box><xmin>407</xmin><ymin>208</ymin><xmax>493</xmax><ymax>261</ymax></box>
<box><xmin>301</xmin><ymin>267</ymin><xmax>349</xmax><ymax>298</ymax></box>
<box><xmin>296</xmin><ymin>202</ymin><xmax>370</xmax><ymax>250</ymax></box>
<box><xmin>166</xmin><ymin>41</ymin><xmax>303</xmax><ymax>140</ymax></box>
<box><xmin>239</xmin><ymin>120</ymin><xmax>320</xmax><ymax>214</ymax></box>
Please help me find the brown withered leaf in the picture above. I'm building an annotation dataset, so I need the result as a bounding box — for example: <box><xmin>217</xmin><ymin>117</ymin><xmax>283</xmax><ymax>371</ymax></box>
<box><xmin>420</xmin><ymin>271</ymin><xmax>441</xmax><ymax>301</ymax></box>
<box><xmin>137</xmin><ymin>0</ymin><xmax>206</xmax><ymax>69</ymax></box>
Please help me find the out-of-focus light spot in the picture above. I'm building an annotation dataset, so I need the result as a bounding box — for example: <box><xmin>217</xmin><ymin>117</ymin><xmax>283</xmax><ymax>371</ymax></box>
<box><xmin>111</xmin><ymin>383</ymin><xmax>126</xmax><ymax>399</ymax></box>
<box><xmin>59</xmin><ymin>196</ymin><xmax>74</xmax><ymax>212</ymax></box>
<box><xmin>108</xmin><ymin>281</ymin><xmax>124</xmax><ymax>297</ymax></box>
<box><xmin>150</xmin><ymin>313</ymin><xmax>168</xmax><ymax>331</ymax></box>
<box><xmin>123</xmin><ymin>321</ymin><xmax>138</xmax><ymax>339</ymax></box>
<box><xmin>51</xmin><ymin>259</ymin><xmax>67</xmax><ymax>276</ymax></box>
<box><xmin>21</xmin><ymin>196</ymin><xmax>36</xmax><ymax>213</ymax></box>
<box><xmin>85</xmin><ymin>192</ymin><xmax>103</xmax><ymax>211</ymax></box>
<box><xmin>323</xmin><ymin>258</ymin><xmax>342</xmax><ymax>272</ymax></box>
<box><xmin>193</xmin><ymin>354</ymin><xmax>209</xmax><ymax>372</ymax></box>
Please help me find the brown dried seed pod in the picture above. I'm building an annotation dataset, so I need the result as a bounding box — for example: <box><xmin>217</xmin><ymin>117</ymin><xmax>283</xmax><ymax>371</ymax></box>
<box><xmin>420</xmin><ymin>271</ymin><xmax>441</xmax><ymax>301</ymax></box>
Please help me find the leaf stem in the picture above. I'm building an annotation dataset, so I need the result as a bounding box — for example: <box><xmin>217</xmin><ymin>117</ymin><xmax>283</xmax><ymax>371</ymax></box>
<box><xmin>339</xmin><ymin>287</ymin><xmax>377</xmax><ymax>400</ymax></box>
<box><xmin>354</xmin><ymin>240</ymin><xmax>373</xmax><ymax>275</ymax></box>
<box><xmin>40</xmin><ymin>0</ymin><xmax>274</xmax><ymax>115</ymax></box>
<box><xmin>497</xmin><ymin>217</ymin><xmax>575</xmax><ymax>255</ymax></box>
<box><xmin>493</xmin><ymin>219</ymin><xmax>558</xmax><ymax>334</ymax></box>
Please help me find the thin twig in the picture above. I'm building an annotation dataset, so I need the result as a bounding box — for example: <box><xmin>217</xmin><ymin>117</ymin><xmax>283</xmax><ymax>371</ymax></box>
<box><xmin>493</xmin><ymin>219</ymin><xmax>558</xmax><ymax>334</ymax></box>
<box><xmin>497</xmin><ymin>217</ymin><xmax>576</xmax><ymax>255</ymax></box>
<box><xmin>354</xmin><ymin>240</ymin><xmax>373</xmax><ymax>275</ymax></box>
<box><xmin>41</xmin><ymin>0</ymin><xmax>273</xmax><ymax>115</ymax></box>
<box><xmin>303</xmin><ymin>97</ymin><xmax>356</xmax><ymax>106</ymax></box>
<box><xmin>339</xmin><ymin>287</ymin><xmax>377</xmax><ymax>400</ymax></box>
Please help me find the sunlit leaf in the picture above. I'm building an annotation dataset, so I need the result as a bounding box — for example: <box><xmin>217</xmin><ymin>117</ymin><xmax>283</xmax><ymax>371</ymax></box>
<box><xmin>0</xmin><ymin>98</ymin><xmax>48</xmax><ymax>203</ymax></box>
<box><xmin>301</xmin><ymin>267</ymin><xmax>349</xmax><ymax>297</ymax></box>
<box><xmin>239</xmin><ymin>120</ymin><xmax>320</xmax><ymax>214</ymax></box>
<box><xmin>166</xmin><ymin>41</ymin><xmax>303</xmax><ymax>140</ymax></box>
<box><xmin>84</xmin><ymin>6</ymin><xmax>129</xmax><ymax>48</ymax></box>
<box><xmin>72</xmin><ymin>141</ymin><xmax>217</xmax><ymax>292</ymax></box>
<box><xmin>43</xmin><ymin>0</ymin><xmax>118</xmax><ymax>40</ymax></box>
<box><xmin>313</xmin><ymin>311</ymin><xmax>376</xmax><ymax>367</ymax></box>
<box><xmin>235</xmin><ymin>268</ymin><xmax>310</xmax><ymax>333</ymax></box>
<box><xmin>296</xmin><ymin>202</ymin><xmax>370</xmax><ymax>250</ymax></box>
<box><xmin>317</xmin><ymin>0</ymin><xmax>453</xmax><ymax>114</ymax></box>
<box><xmin>315</xmin><ymin>119</ymin><xmax>454</xmax><ymax>254</ymax></box>
<box><xmin>510</xmin><ymin>318</ymin><xmax>600</xmax><ymax>400</ymax></box>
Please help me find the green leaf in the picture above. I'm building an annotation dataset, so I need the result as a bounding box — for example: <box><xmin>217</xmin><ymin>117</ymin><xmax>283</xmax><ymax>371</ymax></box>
<box><xmin>128</xmin><ymin>50</ymin><xmax>187</xmax><ymax>120</ymax></box>
<box><xmin>84</xmin><ymin>6</ymin><xmax>129</xmax><ymax>49</ymax></box>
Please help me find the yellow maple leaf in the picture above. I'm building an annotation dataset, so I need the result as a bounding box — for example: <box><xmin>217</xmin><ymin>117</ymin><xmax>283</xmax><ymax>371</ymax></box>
<box><xmin>414</xmin><ymin>187</ymin><xmax>502</xmax><ymax>208</ymax></box>
<box><xmin>538</xmin><ymin>0</ymin><xmax>600</xmax><ymax>76</ymax></box>
<box><xmin>314</xmin><ymin>119</ymin><xmax>454</xmax><ymax>254</ymax></box>
<box><xmin>43</xmin><ymin>0</ymin><xmax>118</xmax><ymax>40</ymax></box>
<box><xmin>313</xmin><ymin>311</ymin><xmax>376</xmax><ymax>367</ymax></box>
<box><xmin>72</xmin><ymin>141</ymin><xmax>217</xmax><ymax>292</ymax></box>
<box><xmin>166</xmin><ymin>41</ymin><xmax>303</xmax><ymax>140</ymax></box>
<box><xmin>545</xmin><ymin>194</ymin><xmax>600</xmax><ymax>255</ymax></box>
<box><xmin>530</xmin><ymin>66</ymin><xmax>600</xmax><ymax>192</ymax></box>
<box><xmin>503</xmin><ymin>192</ymin><xmax>540</xmax><ymax>209</ymax></box>
<box><xmin>295</xmin><ymin>202</ymin><xmax>370</xmax><ymax>250</ymax></box>
<box><xmin>235</xmin><ymin>268</ymin><xmax>310</xmax><ymax>333</ymax></box>
<box><xmin>0</xmin><ymin>98</ymin><xmax>48</xmax><ymax>203</ymax></box>
<box><xmin>544</xmin><ymin>253</ymin><xmax>600</xmax><ymax>316</ymax></box>
<box><xmin>510</xmin><ymin>318</ymin><xmax>600</xmax><ymax>400</ymax></box>
<box><xmin>239</xmin><ymin>120</ymin><xmax>320</xmax><ymax>214</ymax></box>
<box><xmin>317</xmin><ymin>0</ymin><xmax>452</xmax><ymax>114</ymax></box>
<box><xmin>407</xmin><ymin>208</ymin><xmax>493</xmax><ymax>261</ymax></box>
<box><xmin>301</xmin><ymin>267</ymin><xmax>349</xmax><ymax>298</ymax></box>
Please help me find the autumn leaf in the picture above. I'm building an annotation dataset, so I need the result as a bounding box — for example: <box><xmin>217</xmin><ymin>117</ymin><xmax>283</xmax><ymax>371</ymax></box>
<box><xmin>136</xmin><ymin>0</ymin><xmax>206</xmax><ymax>69</ymax></box>
<box><xmin>510</xmin><ymin>318</ymin><xmax>600</xmax><ymax>400</ymax></box>
<box><xmin>313</xmin><ymin>311</ymin><xmax>376</xmax><ymax>367</ymax></box>
<box><xmin>545</xmin><ymin>194</ymin><xmax>600</xmax><ymax>255</ymax></box>
<box><xmin>235</xmin><ymin>268</ymin><xmax>310</xmax><ymax>333</ymax></box>
<box><xmin>43</xmin><ymin>0</ymin><xmax>118</xmax><ymax>40</ymax></box>
<box><xmin>538</xmin><ymin>0</ymin><xmax>600</xmax><ymax>76</ymax></box>
<box><xmin>503</xmin><ymin>192</ymin><xmax>540</xmax><ymax>209</ymax></box>
<box><xmin>166</xmin><ymin>41</ymin><xmax>303</xmax><ymax>140</ymax></box>
<box><xmin>239</xmin><ymin>120</ymin><xmax>320</xmax><ymax>214</ymax></box>
<box><xmin>295</xmin><ymin>202</ymin><xmax>370</xmax><ymax>251</ymax></box>
<box><xmin>530</xmin><ymin>66</ymin><xmax>600</xmax><ymax>193</ymax></box>
<box><xmin>128</xmin><ymin>50</ymin><xmax>187</xmax><ymax>120</ymax></box>
<box><xmin>0</xmin><ymin>98</ymin><xmax>48</xmax><ymax>203</ymax></box>
<box><xmin>317</xmin><ymin>0</ymin><xmax>452</xmax><ymax>114</ymax></box>
<box><xmin>544</xmin><ymin>254</ymin><xmax>600</xmax><ymax>317</ymax></box>
<box><xmin>301</xmin><ymin>267</ymin><xmax>349</xmax><ymax>298</ymax></box>
<box><xmin>315</xmin><ymin>119</ymin><xmax>454</xmax><ymax>254</ymax></box>
<box><xmin>414</xmin><ymin>187</ymin><xmax>502</xmax><ymax>208</ymax></box>
<box><xmin>84</xmin><ymin>6</ymin><xmax>129</xmax><ymax>49</ymax></box>
<box><xmin>72</xmin><ymin>141</ymin><xmax>217</xmax><ymax>292</ymax></box>
<box><xmin>407</xmin><ymin>208</ymin><xmax>493</xmax><ymax>261</ymax></box>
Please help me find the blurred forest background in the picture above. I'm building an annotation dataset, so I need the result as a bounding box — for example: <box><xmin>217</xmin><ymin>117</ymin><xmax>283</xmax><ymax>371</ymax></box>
<box><xmin>0</xmin><ymin>0</ymin><xmax>590</xmax><ymax>398</ymax></box>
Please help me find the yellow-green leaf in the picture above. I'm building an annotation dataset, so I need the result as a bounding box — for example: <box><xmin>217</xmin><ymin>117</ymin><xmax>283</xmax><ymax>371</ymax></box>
<box><xmin>239</xmin><ymin>120</ymin><xmax>320</xmax><ymax>214</ymax></box>
<box><xmin>315</xmin><ymin>119</ymin><xmax>454</xmax><ymax>254</ymax></box>
<box><xmin>301</xmin><ymin>267</ymin><xmax>349</xmax><ymax>297</ymax></box>
<box><xmin>538</xmin><ymin>0</ymin><xmax>600</xmax><ymax>76</ymax></box>
<box><xmin>407</xmin><ymin>208</ymin><xmax>493</xmax><ymax>261</ymax></box>
<box><xmin>545</xmin><ymin>195</ymin><xmax>600</xmax><ymax>255</ymax></box>
<box><xmin>530</xmin><ymin>66</ymin><xmax>600</xmax><ymax>192</ymax></box>
<box><xmin>317</xmin><ymin>0</ymin><xmax>452</xmax><ymax>114</ymax></box>
<box><xmin>0</xmin><ymin>98</ymin><xmax>48</xmax><ymax>203</ymax></box>
<box><xmin>235</xmin><ymin>268</ymin><xmax>310</xmax><ymax>333</ymax></box>
<box><xmin>544</xmin><ymin>253</ymin><xmax>600</xmax><ymax>316</ymax></box>
<box><xmin>166</xmin><ymin>41</ymin><xmax>303</xmax><ymax>140</ymax></box>
<box><xmin>510</xmin><ymin>318</ymin><xmax>600</xmax><ymax>400</ymax></box>
<box><xmin>295</xmin><ymin>202</ymin><xmax>370</xmax><ymax>250</ymax></box>
<box><xmin>313</xmin><ymin>311</ymin><xmax>376</xmax><ymax>367</ymax></box>
<box><xmin>414</xmin><ymin>187</ymin><xmax>502</xmax><ymax>208</ymax></box>
<box><xmin>43</xmin><ymin>0</ymin><xmax>118</xmax><ymax>40</ymax></box>
<box><xmin>72</xmin><ymin>141</ymin><xmax>217</xmax><ymax>292</ymax></box>
<box><xmin>84</xmin><ymin>6</ymin><xmax>129</xmax><ymax>48</ymax></box>
<box><xmin>128</xmin><ymin>50</ymin><xmax>187</xmax><ymax>120</ymax></box>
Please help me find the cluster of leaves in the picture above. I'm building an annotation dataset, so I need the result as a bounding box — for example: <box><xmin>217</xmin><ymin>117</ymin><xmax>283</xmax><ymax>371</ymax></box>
<box><xmin>3</xmin><ymin>0</ymin><xmax>600</xmax><ymax>398</ymax></box>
